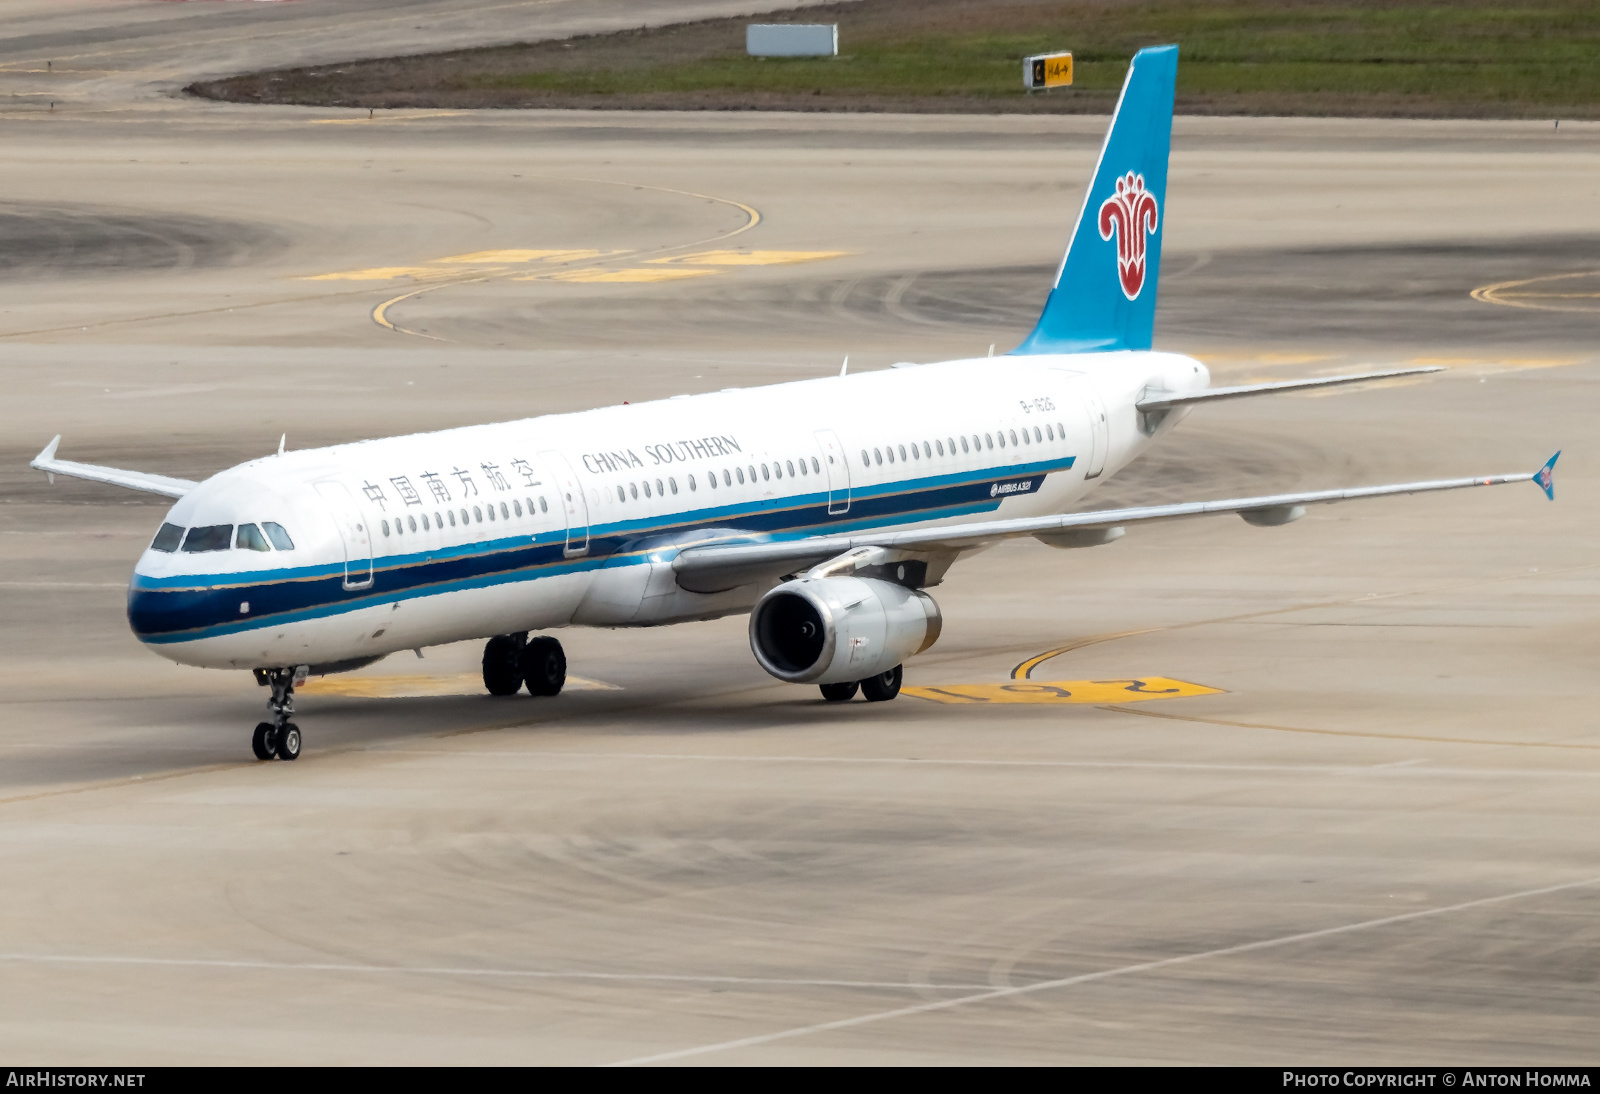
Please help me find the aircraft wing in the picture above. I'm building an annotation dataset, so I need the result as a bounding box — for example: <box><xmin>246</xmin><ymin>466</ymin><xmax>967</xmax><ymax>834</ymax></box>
<box><xmin>30</xmin><ymin>435</ymin><xmax>197</xmax><ymax>499</ymax></box>
<box><xmin>1136</xmin><ymin>366</ymin><xmax>1443</xmax><ymax>412</ymax></box>
<box><xmin>673</xmin><ymin>453</ymin><xmax>1558</xmax><ymax>593</ymax></box>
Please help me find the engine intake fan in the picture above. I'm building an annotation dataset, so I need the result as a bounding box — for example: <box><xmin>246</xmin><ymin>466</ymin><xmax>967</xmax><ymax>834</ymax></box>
<box><xmin>749</xmin><ymin>576</ymin><xmax>942</xmax><ymax>685</ymax></box>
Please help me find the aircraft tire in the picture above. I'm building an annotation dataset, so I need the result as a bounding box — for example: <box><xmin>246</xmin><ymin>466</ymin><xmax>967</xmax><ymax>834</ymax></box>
<box><xmin>860</xmin><ymin>665</ymin><xmax>903</xmax><ymax>702</ymax></box>
<box><xmin>819</xmin><ymin>681</ymin><xmax>859</xmax><ymax>702</ymax></box>
<box><xmin>482</xmin><ymin>635</ymin><xmax>524</xmax><ymax>696</ymax></box>
<box><xmin>521</xmin><ymin>636</ymin><xmax>566</xmax><ymax>697</ymax></box>
<box><xmin>275</xmin><ymin>723</ymin><xmax>301</xmax><ymax>761</ymax></box>
<box><xmin>252</xmin><ymin>722</ymin><xmax>276</xmax><ymax>761</ymax></box>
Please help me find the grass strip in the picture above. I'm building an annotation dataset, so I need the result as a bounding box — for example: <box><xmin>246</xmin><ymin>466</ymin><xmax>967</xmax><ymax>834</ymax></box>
<box><xmin>189</xmin><ymin>0</ymin><xmax>1600</xmax><ymax>117</ymax></box>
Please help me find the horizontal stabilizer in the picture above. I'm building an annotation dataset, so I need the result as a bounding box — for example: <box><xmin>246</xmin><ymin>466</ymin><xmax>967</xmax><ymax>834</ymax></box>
<box><xmin>1137</xmin><ymin>366</ymin><xmax>1443</xmax><ymax>412</ymax></box>
<box><xmin>30</xmin><ymin>435</ymin><xmax>197</xmax><ymax>499</ymax></box>
<box><xmin>673</xmin><ymin>460</ymin><xmax>1547</xmax><ymax>591</ymax></box>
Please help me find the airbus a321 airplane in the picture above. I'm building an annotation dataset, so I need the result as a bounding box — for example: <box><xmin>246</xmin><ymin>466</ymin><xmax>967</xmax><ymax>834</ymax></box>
<box><xmin>31</xmin><ymin>46</ymin><xmax>1557</xmax><ymax>761</ymax></box>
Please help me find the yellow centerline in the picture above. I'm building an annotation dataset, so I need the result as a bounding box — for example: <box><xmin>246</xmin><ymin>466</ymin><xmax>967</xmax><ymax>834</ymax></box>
<box><xmin>369</xmin><ymin>179</ymin><xmax>762</xmax><ymax>340</ymax></box>
<box><xmin>1470</xmin><ymin>269</ymin><xmax>1600</xmax><ymax>312</ymax></box>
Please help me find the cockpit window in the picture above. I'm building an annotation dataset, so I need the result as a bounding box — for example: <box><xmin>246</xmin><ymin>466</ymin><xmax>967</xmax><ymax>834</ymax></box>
<box><xmin>262</xmin><ymin>522</ymin><xmax>295</xmax><ymax>551</ymax></box>
<box><xmin>150</xmin><ymin>523</ymin><xmax>184</xmax><ymax>553</ymax></box>
<box><xmin>182</xmin><ymin>525</ymin><xmax>233</xmax><ymax>553</ymax></box>
<box><xmin>236</xmin><ymin>523</ymin><xmax>270</xmax><ymax>552</ymax></box>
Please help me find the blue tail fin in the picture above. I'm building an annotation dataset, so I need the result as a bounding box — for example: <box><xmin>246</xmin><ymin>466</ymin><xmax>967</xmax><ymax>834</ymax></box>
<box><xmin>1013</xmin><ymin>45</ymin><xmax>1178</xmax><ymax>355</ymax></box>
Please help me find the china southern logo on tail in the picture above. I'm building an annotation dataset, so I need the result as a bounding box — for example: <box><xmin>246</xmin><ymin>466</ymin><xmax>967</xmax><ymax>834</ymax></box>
<box><xmin>1098</xmin><ymin>171</ymin><xmax>1160</xmax><ymax>299</ymax></box>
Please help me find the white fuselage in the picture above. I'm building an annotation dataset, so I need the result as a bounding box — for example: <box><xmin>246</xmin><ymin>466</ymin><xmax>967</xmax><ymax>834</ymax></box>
<box><xmin>128</xmin><ymin>351</ymin><xmax>1207</xmax><ymax>670</ymax></box>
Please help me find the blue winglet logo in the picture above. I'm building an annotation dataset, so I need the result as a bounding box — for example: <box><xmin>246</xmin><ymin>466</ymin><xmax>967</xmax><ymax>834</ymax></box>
<box><xmin>1534</xmin><ymin>451</ymin><xmax>1560</xmax><ymax>500</ymax></box>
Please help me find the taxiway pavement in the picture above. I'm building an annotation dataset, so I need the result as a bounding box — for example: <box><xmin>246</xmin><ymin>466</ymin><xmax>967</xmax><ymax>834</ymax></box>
<box><xmin>0</xmin><ymin>0</ymin><xmax>1597</xmax><ymax>1066</ymax></box>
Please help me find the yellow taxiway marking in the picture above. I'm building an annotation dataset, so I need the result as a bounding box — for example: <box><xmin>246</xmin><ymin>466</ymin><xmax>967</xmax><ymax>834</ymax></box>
<box><xmin>904</xmin><ymin>678</ymin><xmax>1222</xmax><ymax>705</ymax></box>
<box><xmin>300</xmin><ymin>672</ymin><xmax>620</xmax><ymax>699</ymax></box>
<box><xmin>1471</xmin><ymin>270</ymin><xmax>1600</xmax><ymax>313</ymax></box>
<box><xmin>541</xmin><ymin>267</ymin><xmax>716</xmax><ymax>284</ymax></box>
<box><xmin>649</xmin><ymin>250</ymin><xmax>852</xmax><ymax>266</ymax></box>
<box><xmin>434</xmin><ymin>249</ymin><xmax>602</xmax><ymax>265</ymax></box>
<box><xmin>305</xmin><ymin>251</ymin><xmax>609</xmax><ymax>281</ymax></box>
<box><xmin>371</xmin><ymin>180</ymin><xmax>762</xmax><ymax>338</ymax></box>
<box><xmin>303</xmin><ymin>266</ymin><xmax>458</xmax><ymax>282</ymax></box>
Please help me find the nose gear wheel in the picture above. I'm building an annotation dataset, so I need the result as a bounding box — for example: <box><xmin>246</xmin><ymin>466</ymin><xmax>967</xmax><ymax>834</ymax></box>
<box><xmin>250</xmin><ymin>665</ymin><xmax>307</xmax><ymax>760</ymax></box>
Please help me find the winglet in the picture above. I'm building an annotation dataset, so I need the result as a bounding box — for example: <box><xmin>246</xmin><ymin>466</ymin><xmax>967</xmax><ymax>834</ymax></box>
<box><xmin>32</xmin><ymin>434</ymin><xmax>61</xmax><ymax>484</ymax></box>
<box><xmin>33</xmin><ymin>434</ymin><xmax>60</xmax><ymax>466</ymax></box>
<box><xmin>1534</xmin><ymin>451</ymin><xmax>1559</xmax><ymax>500</ymax></box>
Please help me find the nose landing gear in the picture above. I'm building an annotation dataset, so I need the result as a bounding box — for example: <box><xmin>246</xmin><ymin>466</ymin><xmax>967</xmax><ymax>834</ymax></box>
<box><xmin>251</xmin><ymin>665</ymin><xmax>307</xmax><ymax>761</ymax></box>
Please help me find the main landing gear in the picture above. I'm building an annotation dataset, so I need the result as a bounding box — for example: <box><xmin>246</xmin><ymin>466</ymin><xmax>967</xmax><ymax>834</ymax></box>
<box><xmin>251</xmin><ymin>665</ymin><xmax>307</xmax><ymax>761</ymax></box>
<box><xmin>482</xmin><ymin>633</ymin><xmax>567</xmax><ymax>698</ymax></box>
<box><xmin>819</xmin><ymin>664</ymin><xmax>903</xmax><ymax>703</ymax></box>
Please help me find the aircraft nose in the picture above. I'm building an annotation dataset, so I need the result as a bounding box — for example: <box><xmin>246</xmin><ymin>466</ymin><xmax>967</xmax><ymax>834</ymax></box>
<box><xmin>126</xmin><ymin>575</ymin><xmax>219</xmax><ymax>643</ymax></box>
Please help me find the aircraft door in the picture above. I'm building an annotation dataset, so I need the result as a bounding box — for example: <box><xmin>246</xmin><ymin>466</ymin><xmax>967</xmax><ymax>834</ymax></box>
<box><xmin>314</xmin><ymin>481</ymin><xmax>374</xmax><ymax>590</ymax></box>
<box><xmin>1082</xmin><ymin>391</ymin><xmax>1109</xmax><ymax>479</ymax></box>
<box><xmin>814</xmin><ymin>429</ymin><xmax>851</xmax><ymax>515</ymax></box>
<box><xmin>540</xmin><ymin>451</ymin><xmax>590</xmax><ymax>557</ymax></box>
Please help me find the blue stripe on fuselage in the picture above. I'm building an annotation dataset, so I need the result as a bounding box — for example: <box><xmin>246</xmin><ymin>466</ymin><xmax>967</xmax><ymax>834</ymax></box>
<box><xmin>128</xmin><ymin>457</ymin><xmax>1072</xmax><ymax>643</ymax></box>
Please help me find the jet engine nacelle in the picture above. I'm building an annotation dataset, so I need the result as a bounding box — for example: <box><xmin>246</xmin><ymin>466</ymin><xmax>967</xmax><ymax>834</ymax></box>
<box><xmin>749</xmin><ymin>576</ymin><xmax>942</xmax><ymax>685</ymax></box>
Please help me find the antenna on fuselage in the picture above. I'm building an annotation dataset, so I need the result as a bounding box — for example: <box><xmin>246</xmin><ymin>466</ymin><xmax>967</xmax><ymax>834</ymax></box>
<box><xmin>277</xmin><ymin>434</ymin><xmax>286</xmax><ymax>457</ymax></box>
<box><xmin>839</xmin><ymin>355</ymin><xmax>849</xmax><ymax>377</ymax></box>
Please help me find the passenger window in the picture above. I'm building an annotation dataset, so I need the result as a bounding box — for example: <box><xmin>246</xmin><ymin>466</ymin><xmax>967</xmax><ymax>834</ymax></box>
<box><xmin>923</xmin><ymin>442</ymin><xmax>932</xmax><ymax>458</ymax></box>
<box><xmin>474</xmin><ymin>506</ymin><xmax>483</xmax><ymax>522</ymax></box>
<box><xmin>947</xmin><ymin>437</ymin><xmax>955</xmax><ymax>453</ymax></box>
<box><xmin>961</xmin><ymin>437</ymin><xmax>969</xmax><ymax>453</ymax></box>
<box><xmin>405</xmin><ymin>515</ymin><xmax>415</xmax><ymax>532</ymax></box>
<box><xmin>861</xmin><ymin>449</ymin><xmax>870</xmax><ymax>467</ymax></box>
<box><xmin>381</xmin><ymin>520</ymin><xmax>391</xmax><ymax>537</ymax></box>
<box><xmin>770</xmin><ymin>463</ymin><xmax>779</xmax><ymax>480</ymax></box>
<box><xmin>669</xmin><ymin>477</ymin><xmax>678</xmax><ymax>494</ymax></box>
<box><xmin>1057</xmin><ymin>421</ymin><xmax>1066</xmax><ymax>438</ymax></box>
<box><xmin>936</xmin><ymin>439</ymin><xmax>945</xmax><ymax>456</ymax></box>
<box><xmin>787</xmin><ymin>460</ymin><xmax>796</xmax><ymax>477</ymax></box>
<box><xmin>996</xmin><ymin>432</ymin><xmax>1005</xmax><ymax>449</ymax></box>
<box><xmin>181</xmin><ymin>525</ymin><xmax>233</xmax><ymax>553</ymax></box>
<box><xmin>897</xmin><ymin>445</ymin><xmax>906</xmax><ymax>461</ymax></box>
<box><xmin>707</xmin><ymin>472</ymin><xmax>718</xmax><ymax>489</ymax></box>
<box><xmin>748</xmin><ymin>465</ymin><xmax>756</xmax><ymax>482</ymax></box>
<box><xmin>487</xmin><ymin>505</ymin><xmax>496</xmax><ymax>522</ymax></box>
<box><xmin>262</xmin><ymin>522</ymin><xmax>294</xmax><ymax>550</ymax></box>
<box><xmin>656</xmin><ymin>478</ymin><xmax>665</xmax><ymax>495</ymax></box>
<box><xmin>500</xmin><ymin>502</ymin><xmax>508</xmax><ymax>519</ymax></box>
<box><xmin>449</xmin><ymin>510</ymin><xmax>458</xmax><ymax>527</ymax></box>
<box><xmin>1021</xmin><ymin>429</ymin><xmax>1030</xmax><ymax>445</ymax></box>
<box><xmin>723</xmin><ymin>469</ymin><xmax>732</xmax><ymax>487</ymax></box>
<box><xmin>688</xmin><ymin>474</ymin><xmax>697</xmax><ymax>491</ymax></box>
<box><xmin>1046</xmin><ymin>424</ymin><xmax>1054</xmax><ymax>441</ymax></box>
<box><xmin>151</xmin><ymin>523</ymin><xmax>185</xmax><ymax>553</ymax></box>
<box><xmin>236</xmin><ymin>523</ymin><xmax>270</xmax><ymax>552</ymax></box>
<box><xmin>761</xmin><ymin>464</ymin><xmax>770</xmax><ymax>481</ymax></box>
<box><xmin>1010</xmin><ymin>429</ymin><xmax>1019</xmax><ymax>446</ymax></box>
<box><xmin>985</xmin><ymin>434</ymin><xmax>994</xmax><ymax>450</ymax></box>
<box><xmin>460</xmin><ymin>508</ymin><xmax>469</xmax><ymax>525</ymax></box>
<box><xmin>513</xmin><ymin>500</ymin><xmax>522</xmax><ymax>517</ymax></box>
<box><xmin>422</xmin><ymin>514</ymin><xmax>430</xmax><ymax>530</ymax></box>
<box><xmin>539</xmin><ymin>497</ymin><xmax>548</xmax><ymax>513</ymax></box>
<box><xmin>811</xmin><ymin>457</ymin><xmax>820</xmax><ymax>474</ymax></box>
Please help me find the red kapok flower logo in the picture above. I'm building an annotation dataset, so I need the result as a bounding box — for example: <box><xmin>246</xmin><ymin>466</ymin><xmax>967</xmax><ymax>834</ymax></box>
<box><xmin>1097</xmin><ymin>171</ymin><xmax>1160</xmax><ymax>300</ymax></box>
